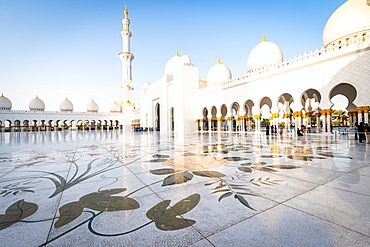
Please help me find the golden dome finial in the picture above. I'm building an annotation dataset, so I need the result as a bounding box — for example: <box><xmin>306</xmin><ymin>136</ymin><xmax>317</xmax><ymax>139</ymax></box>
<box><xmin>217</xmin><ymin>58</ymin><xmax>222</xmax><ymax>64</ymax></box>
<box><xmin>124</xmin><ymin>5</ymin><xmax>128</xmax><ymax>17</ymax></box>
<box><xmin>175</xmin><ymin>50</ymin><xmax>180</xmax><ymax>57</ymax></box>
<box><xmin>1</xmin><ymin>93</ymin><xmax>3</xmax><ymax>97</ymax></box>
<box><xmin>262</xmin><ymin>34</ymin><xmax>267</xmax><ymax>42</ymax></box>
<box><xmin>36</xmin><ymin>95</ymin><xmax>38</xmax><ymax>99</ymax></box>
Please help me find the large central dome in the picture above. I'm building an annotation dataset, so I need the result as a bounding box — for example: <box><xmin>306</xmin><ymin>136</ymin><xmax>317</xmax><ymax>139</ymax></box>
<box><xmin>323</xmin><ymin>0</ymin><xmax>370</xmax><ymax>48</ymax></box>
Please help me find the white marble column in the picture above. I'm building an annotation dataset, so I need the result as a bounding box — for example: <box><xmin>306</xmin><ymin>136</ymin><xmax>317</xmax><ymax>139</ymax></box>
<box><xmin>326</xmin><ymin>114</ymin><xmax>332</xmax><ymax>133</ymax></box>
<box><xmin>316</xmin><ymin>113</ymin><xmax>321</xmax><ymax>132</ymax></box>
<box><xmin>322</xmin><ymin>114</ymin><xmax>327</xmax><ymax>132</ymax></box>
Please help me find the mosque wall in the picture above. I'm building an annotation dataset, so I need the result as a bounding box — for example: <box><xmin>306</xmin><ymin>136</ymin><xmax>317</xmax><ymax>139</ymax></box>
<box><xmin>195</xmin><ymin>43</ymin><xmax>370</xmax><ymax>119</ymax></box>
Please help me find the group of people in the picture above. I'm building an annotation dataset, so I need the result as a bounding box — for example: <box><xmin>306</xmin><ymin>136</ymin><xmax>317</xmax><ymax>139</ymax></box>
<box><xmin>266</xmin><ymin>124</ymin><xmax>313</xmax><ymax>136</ymax></box>
<box><xmin>266</xmin><ymin>125</ymin><xmax>284</xmax><ymax>136</ymax></box>
<box><xmin>297</xmin><ymin>124</ymin><xmax>311</xmax><ymax>136</ymax></box>
<box><xmin>353</xmin><ymin>122</ymin><xmax>370</xmax><ymax>143</ymax></box>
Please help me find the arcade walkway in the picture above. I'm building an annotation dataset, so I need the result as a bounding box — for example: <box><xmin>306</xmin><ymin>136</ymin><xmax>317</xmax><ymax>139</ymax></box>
<box><xmin>0</xmin><ymin>130</ymin><xmax>369</xmax><ymax>246</ymax></box>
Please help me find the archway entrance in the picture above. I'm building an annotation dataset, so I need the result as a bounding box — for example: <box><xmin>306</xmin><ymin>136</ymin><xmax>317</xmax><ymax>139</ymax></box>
<box><xmin>231</xmin><ymin>102</ymin><xmax>240</xmax><ymax>131</ymax></box>
<box><xmin>202</xmin><ymin>108</ymin><xmax>208</xmax><ymax>131</ymax></box>
<box><xmin>330</xmin><ymin>83</ymin><xmax>358</xmax><ymax>128</ymax></box>
<box><xmin>155</xmin><ymin>103</ymin><xmax>160</xmax><ymax>131</ymax></box>
<box><xmin>211</xmin><ymin>106</ymin><xmax>217</xmax><ymax>131</ymax></box>
<box><xmin>220</xmin><ymin>104</ymin><xmax>227</xmax><ymax>131</ymax></box>
<box><xmin>170</xmin><ymin>107</ymin><xmax>174</xmax><ymax>131</ymax></box>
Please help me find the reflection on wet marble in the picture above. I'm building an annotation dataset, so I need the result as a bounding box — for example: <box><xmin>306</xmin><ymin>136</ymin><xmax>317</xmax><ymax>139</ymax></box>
<box><xmin>0</xmin><ymin>130</ymin><xmax>369</xmax><ymax>246</ymax></box>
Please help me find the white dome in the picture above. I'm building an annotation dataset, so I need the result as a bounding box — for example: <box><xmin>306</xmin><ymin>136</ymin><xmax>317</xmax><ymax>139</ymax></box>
<box><xmin>207</xmin><ymin>59</ymin><xmax>232</xmax><ymax>85</ymax></box>
<box><xmin>143</xmin><ymin>81</ymin><xmax>150</xmax><ymax>89</ymax></box>
<box><xmin>247</xmin><ymin>39</ymin><xmax>283</xmax><ymax>72</ymax></box>
<box><xmin>164</xmin><ymin>51</ymin><xmax>187</xmax><ymax>75</ymax></box>
<box><xmin>29</xmin><ymin>96</ymin><xmax>45</xmax><ymax>111</ymax></box>
<box><xmin>110</xmin><ymin>101</ymin><xmax>121</xmax><ymax>113</ymax></box>
<box><xmin>323</xmin><ymin>0</ymin><xmax>370</xmax><ymax>48</ymax></box>
<box><xmin>181</xmin><ymin>53</ymin><xmax>191</xmax><ymax>65</ymax></box>
<box><xmin>0</xmin><ymin>94</ymin><xmax>12</xmax><ymax>111</ymax></box>
<box><xmin>60</xmin><ymin>98</ymin><xmax>74</xmax><ymax>112</ymax></box>
<box><xmin>86</xmin><ymin>100</ymin><xmax>98</xmax><ymax>112</ymax></box>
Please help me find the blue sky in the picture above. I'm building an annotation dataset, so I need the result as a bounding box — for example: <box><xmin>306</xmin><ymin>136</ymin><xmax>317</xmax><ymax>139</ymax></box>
<box><xmin>0</xmin><ymin>0</ymin><xmax>345</xmax><ymax>112</ymax></box>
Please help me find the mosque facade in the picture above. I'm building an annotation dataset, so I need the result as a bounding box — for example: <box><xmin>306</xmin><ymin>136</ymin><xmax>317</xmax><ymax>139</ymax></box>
<box><xmin>136</xmin><ymin>0</ymin><xmax>370</xmax><ymax>134</ymax></box>
<box><xmin>1</xmin><ymin>0</ymin><xmax>369</xmax><ymax>133</ymax></box>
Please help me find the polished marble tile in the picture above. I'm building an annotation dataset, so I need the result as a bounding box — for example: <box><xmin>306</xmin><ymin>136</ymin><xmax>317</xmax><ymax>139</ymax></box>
<box><xmin>284</xmin><ymin>185</ymin><xmax>370</xmax><ymax>236</ymax></box>
<box><xmin>0</xmin><ymin>131</ymin><xmax>369</xmax><ymax>246</ymax></box>
<box><xmin>326</xmin><ymin>172</ymin><xmax>370</xmax><ymax>196</ymax></box>
<box><xmin>207</xmin><ymin>204</ymin><xmax>370</xmax><ymax>247</ymax></box>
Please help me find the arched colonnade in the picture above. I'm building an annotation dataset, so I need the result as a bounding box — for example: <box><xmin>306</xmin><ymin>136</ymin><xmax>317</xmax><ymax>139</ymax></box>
<box><xmin>0</xmin><ymin>118</ymin><xmax>121</xmax><ymax>132</ymax></box>
<box><xmin>196</xmin><ymin>83</ymin><xmax>369</xmax><ymax>133</ymax></box>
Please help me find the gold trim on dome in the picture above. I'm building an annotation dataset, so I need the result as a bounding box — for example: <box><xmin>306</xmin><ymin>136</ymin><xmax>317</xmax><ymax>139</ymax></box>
<box><xmin>262</xmin><ymin>34</ymin><xmax>267</xmax><ymax>42</ymax></box>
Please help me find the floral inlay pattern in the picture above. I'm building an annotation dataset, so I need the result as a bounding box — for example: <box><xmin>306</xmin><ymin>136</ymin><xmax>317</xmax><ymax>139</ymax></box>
<box><xmin>0</xmin><ymin>131</ymin><xmax>355</xmax><ymax>246</ymax></box>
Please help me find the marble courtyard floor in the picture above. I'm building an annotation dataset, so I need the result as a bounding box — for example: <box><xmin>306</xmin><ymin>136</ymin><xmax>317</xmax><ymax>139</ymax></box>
<box><xmin>0</xmin><ymin>130</ymin><xmax>369</xmax><ymax>247</ymax></box>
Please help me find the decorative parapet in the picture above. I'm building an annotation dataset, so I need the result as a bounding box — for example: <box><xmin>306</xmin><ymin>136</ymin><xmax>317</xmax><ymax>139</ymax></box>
<box><xmin>197</xmin><ymin>30</ymin><xmax>370</xmax><ymax>92</ymax></box>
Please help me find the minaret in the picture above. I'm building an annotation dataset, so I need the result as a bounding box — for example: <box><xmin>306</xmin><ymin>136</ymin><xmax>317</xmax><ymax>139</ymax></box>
<box><xmin>119</xmin><ymin>5</ymin><xmax>134</xmax><ymax>106</ymax></box>
<box><xmin>119</xmin><ymin>5</ymin><xmax>134</xmax><ymax>127</ymax></box>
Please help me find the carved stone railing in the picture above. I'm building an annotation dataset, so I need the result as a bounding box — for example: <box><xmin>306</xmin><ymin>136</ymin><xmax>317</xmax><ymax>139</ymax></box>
<box><xmin>198</xmin><ymin>30</ymin><xmax>370</xmax><ymax>92</ymax></box>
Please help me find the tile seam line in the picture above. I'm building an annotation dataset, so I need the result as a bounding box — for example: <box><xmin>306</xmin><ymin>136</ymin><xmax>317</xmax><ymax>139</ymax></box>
<box><xmin>279</xmin><ymin>163</ymin><xmax>370</xmax><ymax>238</ymax></box>
<box><xmin>282</xmin><ymin>203</ymin><xmax>370</xmax><ymax>238</ymax></box>
<box><xmin>324</xmin><ymin>182</ymin><xmax>370</xmax><ymax>197</ymax></box>
<box><xmin>275</xmin><ymin>160</ymin><xmax>370</xmax><ymax>204</ymax></box>
<box><xmin>44</xmin><ymin>138</ymin><xmax>80</xmax><ymax>246</ymax></box>
<box><xmin>201</xmin><ymin>163</ymin><xmax>370</xmax><ymax>240</ymax></box>
<box><xmin>267</xmin><ymin>160</ymin><xmax>368</xmax><ymax>190</ymax></box>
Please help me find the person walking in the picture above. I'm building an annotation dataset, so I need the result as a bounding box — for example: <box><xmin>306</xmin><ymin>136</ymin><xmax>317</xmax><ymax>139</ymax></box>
<box><xmin>358</xmin><ymin>122</ymin><xmax>366</xmax><ymax>143</ymax></box>
<box><xmin>266</xmin><ymin>124</ymin><xmax>270</xmax><ymax>136</ymax></box>
<box><xmin>307</xmin><ymin>123</ymin><xmax>311</xmax><ymax>133</ymax></box>
<box><xmin>365</xmin><ymin>123</ymin><xmax>370</xmax><ymax>144</ymax></box>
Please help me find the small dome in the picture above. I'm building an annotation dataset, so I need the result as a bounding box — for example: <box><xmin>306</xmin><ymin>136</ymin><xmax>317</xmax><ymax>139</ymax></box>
<box><xmin>207</xmin><ymin>59</ymin><xmax>232</xmax><ymax>85</ymax></box>
<box><xmin>0</xmin><ymin>93</ymin><xmax>12</xmax><ymax>111</ymax></box>
<box><xmin>60</xmin><ymin>98</ymin><xmax>74</xmax><ymax>112</ymax></box>
<box><xmin>86</xmin><ymin>100</ymin><xmax>98</xmax><ymax>112</ymax></box>
<box><xmin>323</xmin><ymin>0</ymin><xmax>370</xmax><ymax>48</ymax></box>
<box><xmin>143</xmin><ymin>81</ymin><xmax>150</xmax><ymax>89</ymax></box>
<box><xmin>110</xmin><ymin>101</ymin><xmax>121</xmax><ymax>113</ymax></box>
<box><xmin>181</xmin><ymin>53</ymin><xmax>191</xmax><ymax>65</ymax></box>
<box><xmin>164</xmin><ymin>51</ymin><xmax>183</xmax><ymax>75</ymax></box>
<box><xmin>247</xmin><ymin>37</ymin><xmax>283</xmax><ymax>72</ymax></box>
<box><xmin>29</xmin><ymin>96</ymin><xmax>45</xmax><ymax>111</ymax></box>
